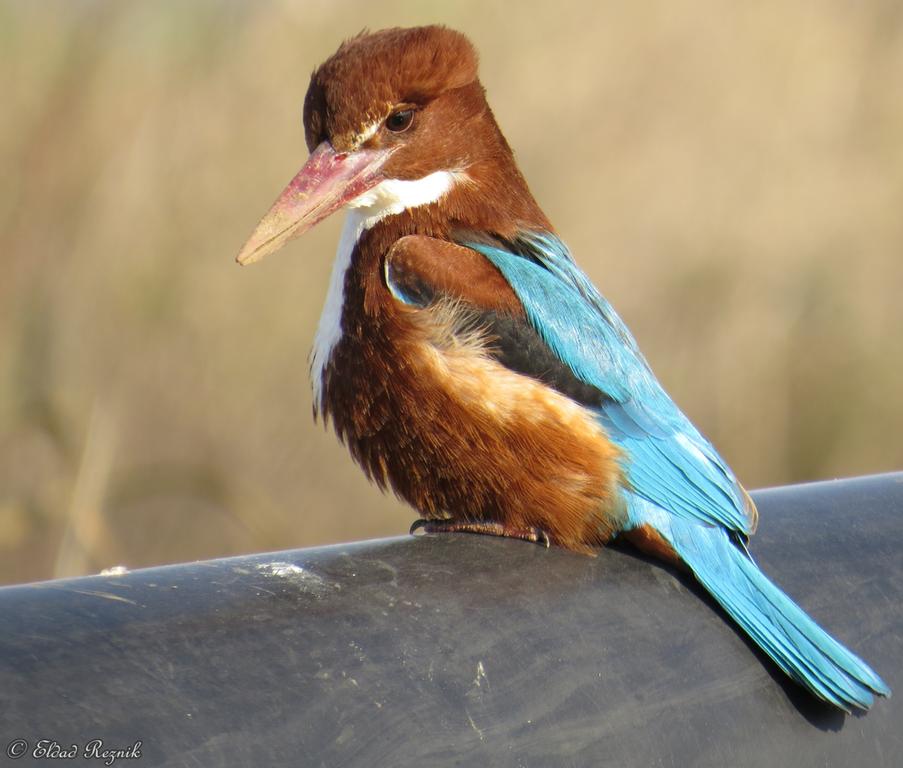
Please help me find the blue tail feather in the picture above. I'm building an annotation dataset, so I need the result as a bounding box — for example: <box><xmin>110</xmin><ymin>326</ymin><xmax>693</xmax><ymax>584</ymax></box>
<box><xmin>627</xmin><ymin>494</ymin><xmax>891</xmax><ymax>711</ymax></box>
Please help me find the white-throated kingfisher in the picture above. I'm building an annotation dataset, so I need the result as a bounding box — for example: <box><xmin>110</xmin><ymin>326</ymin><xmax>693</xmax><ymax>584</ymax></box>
<box><xmin>236</xmin><ymin>26</ymin><xmax>889</xmax><ymax>711</ymax></box>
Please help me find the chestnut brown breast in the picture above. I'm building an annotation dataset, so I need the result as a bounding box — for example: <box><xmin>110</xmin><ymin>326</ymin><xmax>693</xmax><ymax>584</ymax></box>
<box><xmin>317</xmin><ymin>218</ymin><xmax>626</xmax><ymax>552</ymax></box>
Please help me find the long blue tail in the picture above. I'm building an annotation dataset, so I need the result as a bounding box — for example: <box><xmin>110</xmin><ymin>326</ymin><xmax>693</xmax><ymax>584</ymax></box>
<box><xmin>628</xmin><ymin>496</ymin><xmax>891</xmax><ymax>711</ymax></box>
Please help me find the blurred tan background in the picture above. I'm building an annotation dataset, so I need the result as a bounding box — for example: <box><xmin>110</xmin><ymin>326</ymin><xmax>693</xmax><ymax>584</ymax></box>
<box><xmin>1</xmin><ymin>0</ymin><xmax>901</xmax><ymax>586</ymax></box>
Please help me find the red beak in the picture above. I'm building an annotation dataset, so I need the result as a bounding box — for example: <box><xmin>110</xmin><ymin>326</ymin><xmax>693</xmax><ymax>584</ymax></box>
<box><xmin>236</xmin><ymin>141</ymin><xmax>391</xmax><ymax>266</ymax></box>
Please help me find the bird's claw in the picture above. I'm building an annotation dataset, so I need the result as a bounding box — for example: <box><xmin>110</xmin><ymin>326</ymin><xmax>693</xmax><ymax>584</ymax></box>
<box><xmin>410</xmin><ymin>518</ymin><xmax>551</xmax><ymax>548</ymax></box>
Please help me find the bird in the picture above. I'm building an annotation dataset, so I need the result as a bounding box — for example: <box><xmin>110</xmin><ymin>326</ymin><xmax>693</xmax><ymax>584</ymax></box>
<box><xmin>236</xmin><ymin>25</ymin><xmax>889</xmax><ymax>712</ymax></box>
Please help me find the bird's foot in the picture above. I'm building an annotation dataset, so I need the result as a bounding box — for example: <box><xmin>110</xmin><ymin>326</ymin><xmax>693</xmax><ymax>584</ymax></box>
<box><xmin>410</xmin><ymin>519</ymin><xmax>551</xmax><ymax>548</ymax></box>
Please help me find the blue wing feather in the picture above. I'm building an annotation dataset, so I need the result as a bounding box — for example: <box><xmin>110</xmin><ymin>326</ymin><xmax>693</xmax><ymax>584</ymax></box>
<box><xmin>467</xmin><ymin>232</ymin><xmax>754</xmax><ymax>536</ymax></box>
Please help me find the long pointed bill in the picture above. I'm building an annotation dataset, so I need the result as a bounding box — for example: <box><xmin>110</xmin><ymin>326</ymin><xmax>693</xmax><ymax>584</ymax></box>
<box><xmin>236</xmin><ymin>141</ymin><xmax>391</xmax><ymax>266</ymax></box>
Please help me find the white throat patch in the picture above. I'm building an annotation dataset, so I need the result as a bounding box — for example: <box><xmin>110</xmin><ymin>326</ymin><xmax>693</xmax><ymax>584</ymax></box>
<box><xmin>310</xmin><ymin>170</ymin><xmax>460</xmax><ymax>405</ymax></box>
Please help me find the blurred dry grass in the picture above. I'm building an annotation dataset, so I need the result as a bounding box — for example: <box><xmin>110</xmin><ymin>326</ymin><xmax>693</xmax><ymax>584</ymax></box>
<box><xmin>1</xmin><ymin>0</ymin><xmax>901</xmax><ymax>586</ymax></box>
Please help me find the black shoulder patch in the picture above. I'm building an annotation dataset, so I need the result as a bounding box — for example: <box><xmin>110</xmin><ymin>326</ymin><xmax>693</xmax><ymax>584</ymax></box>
<box><xmin>480</xmin><ymin>311</ymin><xmax>608</xmax><ymax>409</ymax></box>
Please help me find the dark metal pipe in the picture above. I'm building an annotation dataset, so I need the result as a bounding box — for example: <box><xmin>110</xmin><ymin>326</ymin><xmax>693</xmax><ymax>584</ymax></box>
<box><xmin>1</xmin><ymin>474</ymin><xmax>900</xmax><ymax>766</ymax></box>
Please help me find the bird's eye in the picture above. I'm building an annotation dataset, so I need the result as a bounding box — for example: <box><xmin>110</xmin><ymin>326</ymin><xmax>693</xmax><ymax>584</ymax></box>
<box><xmin>385</xmin><ymin>109</ymin><xmax>414</xmax><ymax>133</ymax></box>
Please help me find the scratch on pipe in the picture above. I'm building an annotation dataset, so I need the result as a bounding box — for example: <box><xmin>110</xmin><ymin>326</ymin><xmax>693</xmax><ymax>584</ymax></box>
<box><xmin>465</xmin><ymin>707</ymin><xmax>485</xmax><ymax>741</ymax></box>
<box><xmin>60</xmin><ymin>588</ymin><xmax>139</xmax><ymax>606</ymax></box>
<box><xmin>473</xmin><ymin>660</ymin><xmax>488</xmax><ymax>689</ymax></box>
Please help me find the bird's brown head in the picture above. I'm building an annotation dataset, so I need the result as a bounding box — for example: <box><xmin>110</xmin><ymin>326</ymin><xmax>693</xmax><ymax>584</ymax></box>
<box><xmin>303</xmin><ymin>26</ymin><xmax>479</xmax><ymax>173</ymax></box>
<box><xmin>238</xmin><ymin>26</ymin><xmax>502</xmax><ymax>265</ymax></box>
<box><xmin>237</xmin><ymin>25</ymin><xmax>544</xmax><ymax>266</ymax></box>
